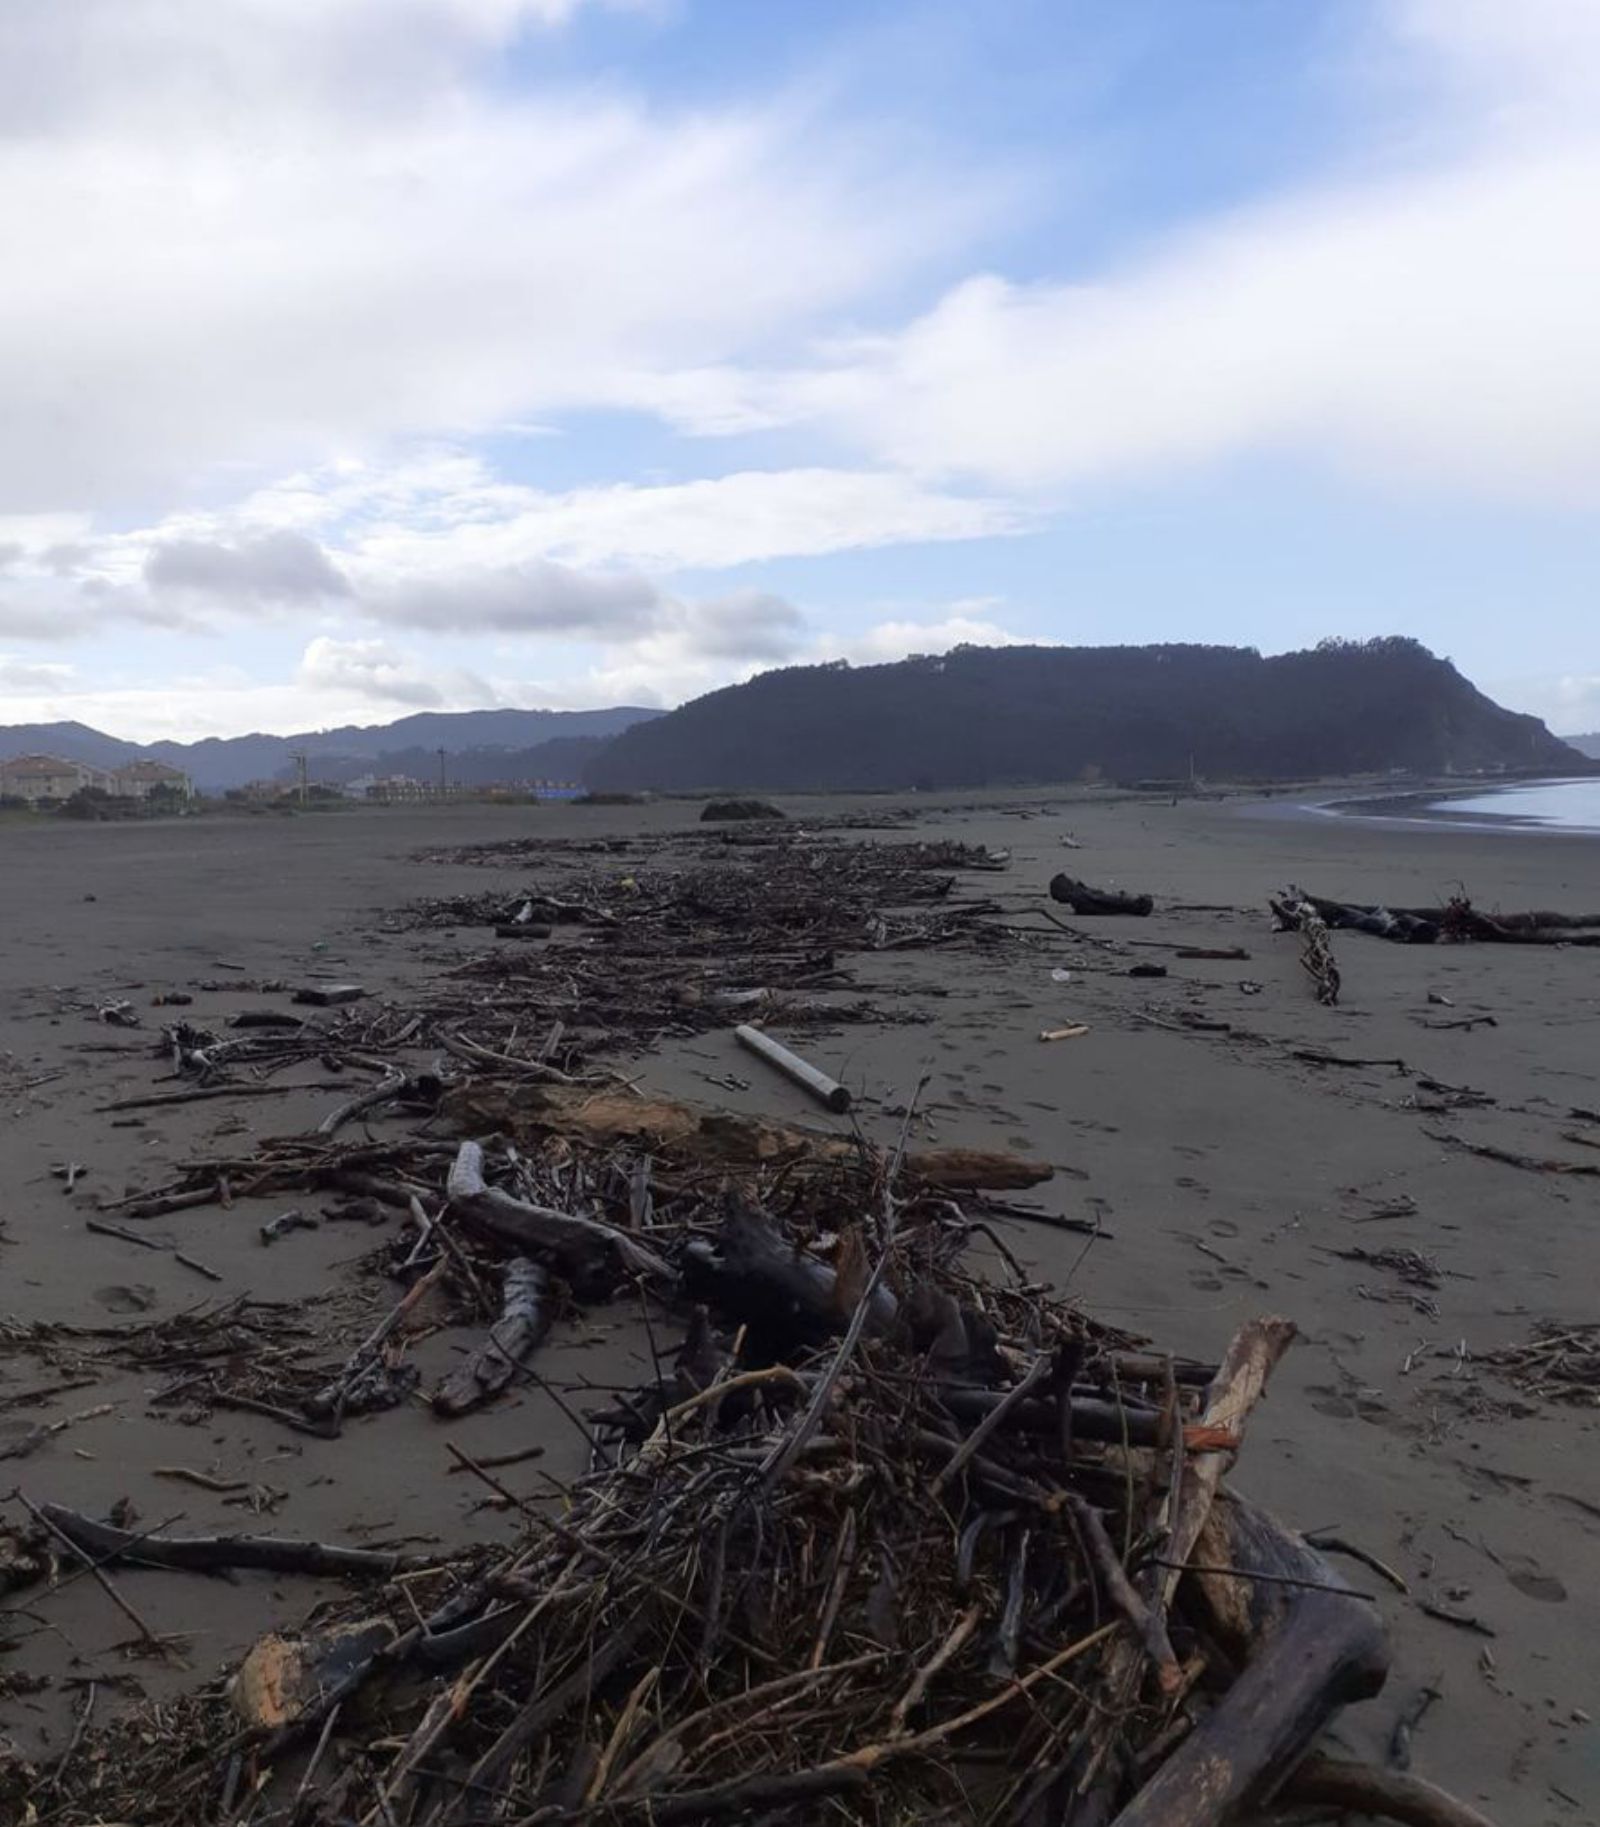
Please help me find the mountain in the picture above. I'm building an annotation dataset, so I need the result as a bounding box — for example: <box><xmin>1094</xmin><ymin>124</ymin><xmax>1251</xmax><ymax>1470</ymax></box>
<box><xmin>586</xmin><ymin>639</ymin><xmax>1584</xmax><ymax>792</ymax></box>
<box><xmin>0</xmin><ymin>706</ymin><xmax>660</xmax><ymax>790</ymax></box>
<box><xmin>1563</xmin><ymin>733</ymin><xmax>1600</xmax><ymax>759</ymax></box>
<box><xmin>290</xmin><ymin>734</ymin><xmax>610</xmax><ymax>789</ymax></box>
<box><xmin>0</xmin><ymin>721</ymin><xmax>146</xmax><ymax>770</ymax></box>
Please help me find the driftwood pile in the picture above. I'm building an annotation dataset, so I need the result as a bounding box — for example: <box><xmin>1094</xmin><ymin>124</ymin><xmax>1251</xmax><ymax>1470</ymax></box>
<box><xmin>396</xmin><ymin>832</ymin><xmax>1020</xmax><ymax>1056</ymax></box>
<box><xmin>0</xmin><ymin>836</ymin><xmax>1509</xmax><ymax>1826</ymax></box>
<box><xmin>0</xmin><ymin>1149</ymin><xmax>1397</xmax><ymax>1824</ymax></box>
<box><xmin>2</xmin><ymin>1082</ymin><xmax>1500</xmax><ymax>1826</ymax></box>
<box><xmin>1485</xmin><ymin>1321</ymin><xmax>1600</xmax><ymax>1406</ymax></box>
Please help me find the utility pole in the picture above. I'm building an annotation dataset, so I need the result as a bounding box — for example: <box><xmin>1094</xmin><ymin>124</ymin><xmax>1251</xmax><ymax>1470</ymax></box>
<box><xmin>437</xmin><ymin>747</ymin><xmax>447</xmax><ymax>801</ymax></box>
<box><xmin>291</xmin><ymin>750</ymin><xmax>308</xmax><ymax>806</ymax></box>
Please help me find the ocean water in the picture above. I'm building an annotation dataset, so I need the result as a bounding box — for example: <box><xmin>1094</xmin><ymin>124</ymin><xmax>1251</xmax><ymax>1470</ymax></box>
<box><xmin>1430</xmin><ymin>777</ymin><xmax>1600</xmax><ymax>831</ymax></box>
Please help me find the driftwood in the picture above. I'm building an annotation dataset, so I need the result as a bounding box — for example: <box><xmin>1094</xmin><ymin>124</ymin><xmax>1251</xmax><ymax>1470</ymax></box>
<box><xmin>1271</xmin><ymin>892</ymin><xmax>1341</xmax><ymax>1004</ymax></box>
<box><xmin>683</xmin><ymin>1203</ymin><xmax>899</xmax><ymax>1350</ymax></box>
<box><xmin>701</xmin><ymin>797</ymin><xmax>785</xmax><ymax>821</ymax></box>
<box><xmin>1049</xmin><ymin>873</ymin><xmax>1153</xmax><ymax>916</ymax></box>
<box><xmin>1110</xmin><ymin>1492</ymin><xmax>1389</xmax><ymax>1827</ymax></box>
<box><xmin>446</xmin><ymin>1083</ymin><xmax>1053</xmax><ymax>1189</ymax></box>
<box><xmin>1292</xmin><ymin>889</ymin><xmax>1600</xmax><ymax>947</ymax></box>
<box><xmin>1276</xmin><ymin>1751</ymin><xmax>1499</xmax><ymax>1827</ymax></box>
<box><xmin>447</xmin><ymin>1139</ymin><xmax>671</xmax><ymax>1281</ymax></box>
<box><xmin>432</xmin><ymin>1257</ymin><xmax>551</xmax><ymax>1416</ymax></box>
<box><xmin>33</xmin><ymin>1503</ymin><xmax>439</xmax><ymax>1578</ymax></box>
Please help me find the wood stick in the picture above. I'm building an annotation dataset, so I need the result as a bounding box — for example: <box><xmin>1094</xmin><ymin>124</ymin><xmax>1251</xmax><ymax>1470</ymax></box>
<box><xmin>20</xmin><ymin>1494</ymin><xmax>167</xmax><ymax>1649</ymax></box>
<box><xmin>1062</xmin><ymin>1491</ymin><xmax>1182</xmax><ymax>1695</ymax></box>
<box><xmin>33</xmin><ymin>1502</ymin><xmax>442</xmax><ymax>1577</ymax></box>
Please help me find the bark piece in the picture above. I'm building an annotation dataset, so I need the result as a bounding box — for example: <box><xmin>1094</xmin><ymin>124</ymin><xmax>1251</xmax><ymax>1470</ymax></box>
<box><xmin>432</xmin><ymin>1257</ymin><xmax>551</xmax><ymax>1416</ymax></box>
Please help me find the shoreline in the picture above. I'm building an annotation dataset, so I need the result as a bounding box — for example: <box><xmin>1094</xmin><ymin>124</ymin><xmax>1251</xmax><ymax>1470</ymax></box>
<box><xmin>1250</xmin><ymin>774</ymin><xmax>1600</xmax><ymax>838</ymax></box>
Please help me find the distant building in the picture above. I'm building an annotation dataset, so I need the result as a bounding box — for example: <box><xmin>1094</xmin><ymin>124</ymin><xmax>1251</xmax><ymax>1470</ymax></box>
<box><xmin>109</xmin><ymin>759</ymin><xmax>194</xmax><ymax>800</ymax></box>
<box><xmin>0</xmin><ymin>753</ymin><xmax>113</xmax><ymax>803</ymax></box>
<box><xmin>363</xmin><ymin>775</ymin><xmax>429</xmax><ymax>803</ymax></box>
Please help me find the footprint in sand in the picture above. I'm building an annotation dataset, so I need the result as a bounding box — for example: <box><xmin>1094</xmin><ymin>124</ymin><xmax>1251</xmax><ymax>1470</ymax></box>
<box><xmin>94</xmin><ymin>1283</ymin><xmax>158</xmax><ymax>1313</ymax></box>
<box><xmin>1208</xmin><ymin>1219</ymin><xmax>1241</xmax><ymax>1238</ymax></box>
<box><xmin>1190</xmin><ymin>1271</ymin><xmax>1225</xmax><ymax>1292</ymax></box>
<box><xmin>1306</xmin><ymin>1383</ymin><xmax>1388</xmax><ymax>1423</ymax></box>
<box><xmin>1310</xmin><ymin>1390</ymin><xmax>1358</xmax><ymax>1419</ymax></box>
<box><xmin>1503</xmin><ymin>1558</ymin><xmax>1567</xmax><ymax>1603</ymax></box>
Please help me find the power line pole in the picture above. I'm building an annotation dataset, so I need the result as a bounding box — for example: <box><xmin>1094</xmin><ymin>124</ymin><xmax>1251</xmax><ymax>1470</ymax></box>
<box><xmin>291</xmin><ymin>750</ymin><xmax>308</xmax><ymax>806</ymax></box>
<box><xmin>437</xmin><ymin>747</ymin><xmax>447</xmax><ymax>802</ymax></box>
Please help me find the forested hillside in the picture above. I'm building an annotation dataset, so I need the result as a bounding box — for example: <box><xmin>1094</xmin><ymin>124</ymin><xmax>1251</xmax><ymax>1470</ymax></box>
<box><xmin>586</xmin><ymin>639</ymin><xmax>1581</xmax><ymax>791</ymax></box>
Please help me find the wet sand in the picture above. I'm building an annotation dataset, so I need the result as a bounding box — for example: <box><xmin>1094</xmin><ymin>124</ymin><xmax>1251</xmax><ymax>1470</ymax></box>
<box><xmin>2</xmin><ymin>789</ymin><xmax>1597</xmax><ymax>1821</ymax></box>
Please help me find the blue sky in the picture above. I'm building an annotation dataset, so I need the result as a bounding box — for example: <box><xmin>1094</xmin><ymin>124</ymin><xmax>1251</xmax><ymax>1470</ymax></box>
<box><xmin>1</xmin><ymin>0</ymin><xmax>1597</xmax><ymax>738</ymax></box>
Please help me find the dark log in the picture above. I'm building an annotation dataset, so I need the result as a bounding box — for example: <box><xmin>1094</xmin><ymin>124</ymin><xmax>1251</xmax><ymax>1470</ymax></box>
<box><xmin>681</xmin><ymin>1202</ymin><xmax>899</xmax><ymax>1352</ymax></box>
<box><xmin>1289</xmin><ymin>890</ymin><xmax>1600</xmax><ymax>946</ymax></box>
<box><xmin>432</xmin><ymin>1257</ymin><xmax>552</xmax><ymax>1416</ymax></box>
<box><xmin>701</xmin><ymin>797</ymin><xmax>785</xmax><ymax>821</ymax></box>
<box><xmin>1109</xmin><ymin>1491</ymin><xmax>1390</xmax><ymax>1827</ymax></box>
<box><xmin>1273</xmin><ymin>1752</ymin><xmax>1499</xmax><ymax>1827</ymax></box>
<box><xmin>1278</xmin><ymin>892</ymin><xmax>1439</xmax><ymax>945</ymax></box>
<box><xmin>34</xmin><ymin>1502</ymin><xmax>439</xmax><ymax>1577</ymax></box>
<box><xmin>1049</xmin><ymin>874</ymin><xmax>1153</xmax><ymax>917</ymax></box>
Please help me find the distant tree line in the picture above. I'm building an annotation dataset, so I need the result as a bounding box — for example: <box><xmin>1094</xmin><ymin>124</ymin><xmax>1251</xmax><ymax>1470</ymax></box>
<box><xmin>585</xmin><ymin>638</ymin><xmax>1581</xmax><ymax>792</ymax></box>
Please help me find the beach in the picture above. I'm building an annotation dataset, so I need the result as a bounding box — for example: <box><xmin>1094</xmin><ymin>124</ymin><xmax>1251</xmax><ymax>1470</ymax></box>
<box><xmin>2</xmin><ymin>787</ymin><xmax>1597</xmax><ymax>1822</ymax></box>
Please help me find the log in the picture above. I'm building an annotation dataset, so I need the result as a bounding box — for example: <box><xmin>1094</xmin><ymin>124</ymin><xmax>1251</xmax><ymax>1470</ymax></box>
<box><xmin>1109</xmin><ymin>1491</ymin><xmax>1390</xmax><ymax>1827</ymax></box>
<box><xmin>1049</xmin><ymin>874</ymin><xmax>1153</xmax><ymax>917</ymax></box>
<box><xmin>445</xmin><ymin>1083</ymin><xmax>1052</xmax><ymax>1189</ymax></box>
<box><xmin>33</xmin><ymin>1503</ymin><xmax>439</xmax><ymax>1577</ymax></box>
<box><xmin>1274</xmin><ymin>1752</ymin><xmax>1499</xmax><ymax>1827</ymax></box>
<box><xmin>682</xmin><ymin>1203</ymin><xmax>898</xmax><ymax>1351</ymax></box>
<box><xmin>432</xmin><ymin>1257</ymin><xmax>552</xmax><ymax>1416</ymax></box>
<box><xmin>1156</xmin><ymin>1317</ymin><xmax>1297</xmax><ymax>1615</ymax></box>
<box><xmin>447</xmin><ymin>1140</ymin><xmax>671</xmax><ymax>1283</ymax></box>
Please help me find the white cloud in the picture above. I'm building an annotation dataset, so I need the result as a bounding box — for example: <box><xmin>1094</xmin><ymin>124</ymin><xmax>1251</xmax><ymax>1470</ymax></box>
<box><xmin>0</xmin><ymin>654</ymin><xmax>74</xmax><ymax>691</ymax></box>
<box><xmin>0</xmin><ymin>5</ymin><xmax>983</xmax><ymax>515</ymax></box>
<box><xmin>365</xmin><ymin>561</ymin><xmax>662</xmax><ymax>637</ymax></box>
<box><xmin>1492</xmin><ymin>672</ymin><xmax>1600</xmax><ymax>739</ymax></box>
<box><xmin>145</xmin><ymin>531</ymin><xmax>352</xmax><ymax>602</ymax></box>
<box><xmin>573</xmin><ymin>604</ymin><xmax>1038</xmax><ymax>709</ymax></box>
<box><xmin>295</xmin><ymin>632</ymin><xmax>493</xmax><ymax>708</ymax></box>
<box><xmin>347</xmin><ymin>466</ymin><xmax>1023</xmax><ymax>575</ymax></box>
<box><xmin>671</xmin><ymin>6</ymin><xmax>1600</xmax><ymax>507</ymax></box>
<box><xmin>828</xmin><ymin>613</ymin><xmax>1038</xmax><ymax>667</ymax></box>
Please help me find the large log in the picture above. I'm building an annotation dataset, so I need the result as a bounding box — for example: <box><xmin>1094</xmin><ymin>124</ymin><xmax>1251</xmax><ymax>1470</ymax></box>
<box><xmin>1109</xmin><ymin>1491</ymin><xmax>1390</xmax><ymax>1827</ymax></box>
<box><xmin>1049</xmin><ymin>874</ymin><xmax>1154</xmax><ymax>917</ymax></box>
<box><xmin>444</xmin><ymin>1084</ymin><xmax>1054</xmax><ymax>1190</ymax></box>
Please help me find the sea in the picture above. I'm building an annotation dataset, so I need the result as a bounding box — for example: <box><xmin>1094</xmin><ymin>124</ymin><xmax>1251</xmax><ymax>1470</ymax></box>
<box><xmin>1427</xmin><ymin>776</ymin><xmax>1600</xmax><ymax>831</ymax></box>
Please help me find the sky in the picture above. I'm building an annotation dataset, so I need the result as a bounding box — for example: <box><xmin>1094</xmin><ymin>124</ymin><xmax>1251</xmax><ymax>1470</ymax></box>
<box><xmin>1</xmin><ymin>0</ymin><xmax>1598</xmax><ymax>741</ymax></box>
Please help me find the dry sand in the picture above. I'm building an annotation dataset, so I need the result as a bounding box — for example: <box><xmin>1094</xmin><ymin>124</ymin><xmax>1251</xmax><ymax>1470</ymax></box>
<box><xmin>2</xmin><ymin>789</ymin><xmax>1597</xmax><ymax>1821</ymax></box>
